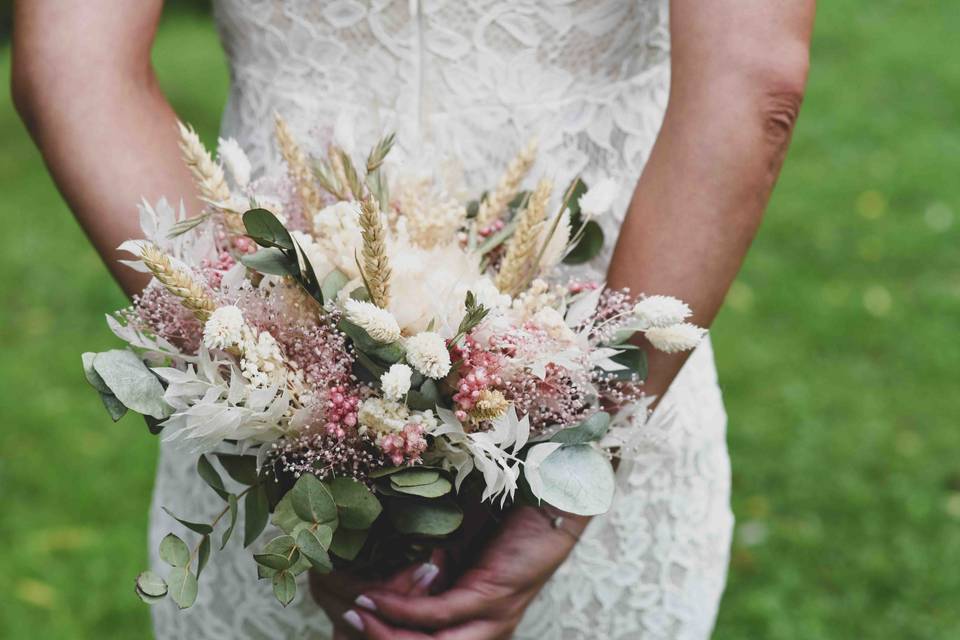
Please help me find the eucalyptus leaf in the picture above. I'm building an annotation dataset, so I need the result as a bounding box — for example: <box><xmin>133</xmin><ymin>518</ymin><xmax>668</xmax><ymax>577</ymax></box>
<box><xmin>159</xmin><ymin>533</ymin><xmax>190</xmax><ymax>568</ymax></box>
<box><xmin>162</xmin><ymin>507</ymin><xmax>213</xmax><ymax>535</ymax></box>
<box><xmin>325</xmin><ymin>477</ymin><xmax>382</xmax><ymax>530</ymax></box>
<box><xmin>296</xmin><ymin>529</ymin><xmax>333</xmax><ymax>573</ymax></box>
<box><xmin>197</xmin><ymin>455</ymin><xmax>228</xmax><ymax>500</ymax></box>
<box><xmin>135</xmin><ymin>588</ymin><xmax>168</xmax><ymax>606</ymax></box>
<box><xmin>221</xmin><ymin>494</ymin><xmax>239</xmax><ymax>550</ymax></box>
<box><xmin>243</xmin><ymin>208</ymin><xmax>294</xmax><ymax>251</ymax></box>
<box><xmin>388</xmin><ymin>500</ymin><xmax>463</xmax><ymax>536</ymax></box>
<box><xmin>289</xmin><ymin>474</ymin><xmax>339</xmax><ymax>527</ymax></box>
<box><xmin>329</xmin><ymin>527</ymin><xmax>368</xmax><ymax>561</ymax></box>
<box><xmin>320</xmin><ymin>270</ymin><xmax>350</xmax><ymax>302</ymax></box>
<box><xmin>563</xmin><ymin>220</ymin><xmax>604</xmax><ymax>265</ymax></box>
<box><xmin>167</xmin><ymin>567</ymin><xmax>199</xmax><ymax>609</ymax></box>
<box><xmin>215</xmin><ymin>454</ymin><xmax>259</xmax><ymax>486</ymax></box>
<box><xmin>272</xmin><ymin>570</ymin><xmax>297</xmax><ymax>607</ymax></box>
<box><xmin>240</xmin><ymin>248</ymin><xmax>298</xmax><ymax>277</ymax></box>
<box><xmin>136</xmin><ymin>570</ymin><xmax>168</xmax><ymax>598</ymax></box>
<box><xmin>92</xmin><ymin>350</ymin><xmax>171</xmax><ymax>419</ymax></box>
<box><xmin>196</xmin><ymin>535</ymin><xmax>211</xmax><ymax>577</ymax></box>
<box><xmin>529</xmin><ymin>444</ymin><xmax>615</xmax><ymax>516</ymax></box>
<box><xmin>99</xmin><ymin>392</ymin><xmax>128</xmax><ymax>421</ymax></box>
<box><xmin>81</xmin><ymin>352</ymin><xmax>112</xmax><ymax>393</ymax></box>
<box><xmin>550</xmin><ymin>412</ymin><xmax>611</xmax><ymax>445</ymax></box>
<box><xmin>244</xmin><ymin>484</ymin><xmax>269</xmax><ymax>547</ymax></box>
<box><xmin>607</xmin><ymin>349</ymin><xmax>648</xmax><ymax>381</ymax></box>
<box><xmin>564</xmin><ymin>177</ymin><xmax>588</xmax><ymax>217</ymax></box>
<box><xmin>390</xmin><ymin>477</ymin><xmax>452</xmax><ymax>498</ymax></box>
<box><xmin>254</xmin><ymin>553</ymin><xmax>291</xmax><ymax>571</ymax></box>
<box><xmin>390</xmin><ymin>469</ymin><xmax>441</xmax><ymax>487</ymax></box>
<box><xmin>270</xmin><ymin>492</ymin><xmax>305</xmax><ymax>536</ymax></box>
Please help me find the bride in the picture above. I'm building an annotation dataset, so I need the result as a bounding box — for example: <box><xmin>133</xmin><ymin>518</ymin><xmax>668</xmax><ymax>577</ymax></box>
<box><xmin>13</xmin><ymin>1</ymin><xmax>813</xmax><ymax>638</ymax></box>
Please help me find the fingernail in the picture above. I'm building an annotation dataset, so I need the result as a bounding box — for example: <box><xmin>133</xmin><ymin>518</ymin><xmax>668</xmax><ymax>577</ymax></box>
<box><xmin>343</xmin><ymin>610</ymin><xmax>364</xmax><ymax>632</ymax></box>
<box><xmin>413</xmin><ymin>562</ymin><xmax>439</xmax><ymax>589</ymax></box>
<box><xmin>355</xmin><ymin>594</ymin><xmax>377</xmax><ymax>611</ymax></box>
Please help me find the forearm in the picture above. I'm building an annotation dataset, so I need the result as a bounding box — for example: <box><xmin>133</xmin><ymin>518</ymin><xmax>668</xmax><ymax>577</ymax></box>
<box><xmin>607</xmin><ymin>0</ymin><xmax>815</xmax><ymax>399</ymax></box>
<box><xmin>12</xmin><ymin>0</ymin><xmax>200</xmax><ymax>297</ymax></box>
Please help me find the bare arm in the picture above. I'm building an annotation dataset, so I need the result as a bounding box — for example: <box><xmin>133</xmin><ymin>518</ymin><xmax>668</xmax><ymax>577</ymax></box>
<box><xmin>609</xmin><ymin>0</ymin><xmax>816</xmax><ymax>399</ymax></box>
<box><xmin>348</xmin><ymin>3</ymin><xmax>815</xmax><ymax>638</ymax></box>
<box><xmin>12</xmin><ymin>0</ymin><xmax>201</xmax><ymax>297</ymax></box>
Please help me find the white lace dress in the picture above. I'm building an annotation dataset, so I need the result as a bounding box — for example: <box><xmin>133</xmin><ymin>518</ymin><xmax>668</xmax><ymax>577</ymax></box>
<box><xmin>149</xmin><ymin>1</ymin><xmax>734</xmax><ymax>638</ymax></box>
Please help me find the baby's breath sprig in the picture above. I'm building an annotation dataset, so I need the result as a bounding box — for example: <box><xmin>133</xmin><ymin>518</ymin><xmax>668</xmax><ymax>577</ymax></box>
<box><xmin>274</xmin><ymin>114</ymin><xmax>324</xmax><ymax>229</ymax></box>
<box><xmin>140</xmin><ymin>243</ymin><xmax>216</xmax><ymax>322</ymax></box>
<box><xmin>358</xmin><ymin>196</ymin><xmax>392</xmax><ymax>309</ymax></box>
<box><xmin>495</xmin><ymin>178</ymin><xmax>552</xmax><ymax>296</ymax></box>
<box><xmin>475</xmin><ymin>138</ymin><xmax>538</xmax><ymax>230</ymax></box>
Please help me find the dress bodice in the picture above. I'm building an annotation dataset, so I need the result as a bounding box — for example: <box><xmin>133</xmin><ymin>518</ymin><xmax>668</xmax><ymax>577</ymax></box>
<box><xmin>213</xmin><ymin>0</ymin><xmax>671</xmax><ymax>277</ymax></box>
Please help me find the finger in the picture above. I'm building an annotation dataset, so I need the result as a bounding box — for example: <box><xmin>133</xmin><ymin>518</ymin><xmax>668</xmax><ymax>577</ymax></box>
<box><xmin>434</xmin><ymin>620</ymin><xmax>514</xmax><ymax>640</ymax></box>
<box><xmin>348</xmin><ymin>608</ymin><xmax>431</xmax><ymax>640</ymax></box>
<box><xmin>357</xmin><ymin>582</ymin><xmax>498</xmax><ymax>630</ymax></box>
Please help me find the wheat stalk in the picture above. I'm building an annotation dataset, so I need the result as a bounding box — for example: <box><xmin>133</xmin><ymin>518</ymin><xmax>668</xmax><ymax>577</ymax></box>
<box><xmin>495</xmin><ymin>178</ymin><xmax>552</xmax><ymax>296</ymax></box>
<box><xmin>274</xmin><ymin>114</ymin><xmax>324</xmax><ymax>229</ymax></box>
<box><xmin>476</xmin><ymin>138</ymin><xmax>538</xmax><ymax>229</ymax></box>
<box><xmin>140</xmin><ymin>243</ymin><xmax>216</xmax><ymax>322</ymax></box>
<box><xmin>358</xmin><ymin>196</ymin><xmax>392</xmax><ymax>309</ymax></box>
<box><xmin>177</xmin><ymin>121</ymin><xmax>231</xmax><ymax>204</ymax></box>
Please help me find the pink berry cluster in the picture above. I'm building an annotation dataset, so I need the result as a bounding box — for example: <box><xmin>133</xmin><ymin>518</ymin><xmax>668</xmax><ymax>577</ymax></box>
<box><xmin>200</xmin><ymin>251</ymin><xmax>238</xmax><ymax>288</ymax></box>
<box><xmin>379</xmin><ymin>423</ymin><xmax>428</xmax><ymax>466</ymax></box>
<box><xmin>324</xmin><ymin>385</ymin><xmax>360</xmax><ymax>439</ymax></box>
<box><xmin>450</xmin><ymin>336</ymin><xmax>505</xmax><ymax>423</ymax></box>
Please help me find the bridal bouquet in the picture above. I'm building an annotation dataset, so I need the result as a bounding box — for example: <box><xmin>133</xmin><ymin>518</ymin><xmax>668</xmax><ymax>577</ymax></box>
<box><xmin>81</xmin><ymin>117</ymin><xmax>704</xmax><ymax>609</ymax></box>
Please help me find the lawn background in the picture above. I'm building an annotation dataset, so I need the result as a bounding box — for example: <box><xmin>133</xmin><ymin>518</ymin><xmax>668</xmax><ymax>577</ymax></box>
<box><xmin>1</xmin><ymin>2</ymin><xmax>958</xmax><ymax>638</ymax></box>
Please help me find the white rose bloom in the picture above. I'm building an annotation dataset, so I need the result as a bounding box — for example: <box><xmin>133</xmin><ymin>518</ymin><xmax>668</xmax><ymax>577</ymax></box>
<box><xmin>203</xmin><ymin>305</ymin><xmax>246</xmax><ymax>350</ymax></box>
<box><xmin>312</xmin><ymin>201</ymin><xmax>364</xmax><ymax>278</ymax></box>
<box><xmin>344</xmin><ymin>299</ymin><xmax>402</xmax><ymax>343</ymax></box>
<box><xmin>386</xmin><ymin>238</ymin><xmax>490</xmax><ymax>336</ymax></box>
<box><xmin>380</xmin><ymin>363</ymin><xmax>413</xmax><ymax>401</ymax></box>
<box><xmin>578</xmin><ymin>178</ymin><xmax>619</xmax><ymax>217</ymax></box>
<box><xmin>404</xmin><ymin>331</ymin><xmax>452</xmax><ymax>379</ymax></box>
<box><xmin>632</xmin><ymin>295</ymin><xmax>692</xmax><ymax>329</ymax></box>
<box><xmin>532</xmin><ymin>307</ymin><xmax>578</xmax><ymax>345</ymax></box>
<box><xmin>217</xmin><ymin>137</ymin><xmax>252</xmax><ymax>188</ymax></box>
<box><xmin>645</xmin><ymin>323</ymin><xmax>706</xmax><ymax>354</ymax></box>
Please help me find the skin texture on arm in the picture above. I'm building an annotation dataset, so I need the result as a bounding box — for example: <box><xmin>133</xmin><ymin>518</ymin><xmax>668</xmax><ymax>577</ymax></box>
<box><xmin>11</xmin><ymin>0</ymin><xmax>201</xmax><ymax>297</ymax></box>
<box><xmin>339</xmin><ymin>1</ymin><xmax>816</xmax><ymax>639</ymax></box>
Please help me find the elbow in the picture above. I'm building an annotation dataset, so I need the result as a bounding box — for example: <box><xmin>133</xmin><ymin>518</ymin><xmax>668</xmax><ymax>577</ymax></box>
<box><xmin>751</xmin><ymin>47</ymin><xmax>811</xmax><ymax>148</ymax></box>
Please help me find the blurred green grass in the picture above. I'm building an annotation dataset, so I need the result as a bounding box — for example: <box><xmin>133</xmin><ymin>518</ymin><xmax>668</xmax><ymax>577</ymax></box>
<box><xmin>1</xmin><ymin>2</ymin><xmax>958</xmax><ymax>638</ymax></box>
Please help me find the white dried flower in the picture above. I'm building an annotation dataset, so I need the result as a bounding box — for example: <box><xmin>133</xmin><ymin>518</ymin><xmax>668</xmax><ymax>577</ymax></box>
<box><xmin>240</xmin><ymin>330</ymin><xmax>286</xmax><ymax>387</ymax></box>
<box><xmin>344</xmin><ymin>299</ymin><xmax>402</xmax><ymax>343</ymax></box>
<box><xmin>357</xmin><ymin>398</ymin><xmax>410</xmax><ymax>434</ymax></box>
<box><xmin>645</xmin><ymin>323</ymin><xmax>706</xmax><ymax>354</ymax></box>
<box><xmin>532</xmin><ymin>307</ymin><xmax>578</xmax><ymax>345</ymax></box>
<box><xmin>538</xmin><ymin>209</ymin><xmax>571</xmax><ymax>270</ymax></box>
<box><xmin>380</xmin><ymin>363</ymin><xmax>413</xmax><ymax>401</ymax></box>
<box><xmin>217</xmin><ymin>137</ymin><xmax>252</xmax><ymax>188</ymax></box>
<box><xmin>578</xmin><ymin>178</ymin><xmax>619</xmax><ymax>217</ymax></box>
<box><xmin>633</xmin><ymin>295</ymin><xmax>692</xmax><ymax>329</ymax></box>
<box><xmin>405</xmin><ymin>331</ymin><xmax>451</xmax><ymax>379</ymax></box>
<box><xmin>202</xmin><ymin>305</ymin><xmax>245</xmax><ymax>350</ymax></box>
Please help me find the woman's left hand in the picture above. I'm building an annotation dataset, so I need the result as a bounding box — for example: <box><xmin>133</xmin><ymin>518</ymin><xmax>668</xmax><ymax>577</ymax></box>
<box><xmin>343</xmin><ymin>506</ymin><xmax>589</xmax><ymax>639</ymax></box>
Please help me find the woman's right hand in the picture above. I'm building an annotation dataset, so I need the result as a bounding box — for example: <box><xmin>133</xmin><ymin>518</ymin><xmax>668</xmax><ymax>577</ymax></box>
<box><xmin>309</xmin><ymin>551</ymin><xmax>444</xmax><ymax>639</ymax></box>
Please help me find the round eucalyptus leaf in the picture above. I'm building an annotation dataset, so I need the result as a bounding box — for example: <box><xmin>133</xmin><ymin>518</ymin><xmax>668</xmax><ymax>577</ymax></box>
<box><xmin>325</xmin><ymin>477</ymin><xmax>382</xmax><ymax>529</ymax></box>
<box><xmin>159</xmin><ymin>534</ymin><xmax>190</xmax><ymax>568</ymax></box>
<box><xmin>289</xmin><ymin>474</ymin><xmax>338</xmax><ymax>526</ymax></box>
<box><xmin>389</xmin><ymin>500</ymin><xmax>463</xmax><ymax>536</ymax></box>
<box><xmin>563</xmin><ymin>221</ymin><xmax>605</xmax><ymax>265</ymax></box>
<box><xmin>533</xmin><ymin>444</ymin><xmax>615</xmax><ymax>516</ymax></box>
<box><xmin>272</xmin><ymin>570</ymin><xmax>297</xmax><ymax>607</ymax></box>
<box><xmin>390</xmin><ymin>477</ymin><xmax>452</xmax><ymax>499</ymax></box>
<box><xmin>296</xmin><ymin>529</ymin><xmax>333</xmax><ymax>573</ymax></box>
<box><xmin>167</xmin><ymin>567</ymin><xmax>198</xmax><ymax>609</ymax></box>
<box><xmin>136</xmin><ymin>570</ymin><xmax>168</xmax><ymax>598</ymax></box>
<box><xmin>390</xmin><ymin>469</ymin><xmax>441</xmax><ymax>487</ymax></box>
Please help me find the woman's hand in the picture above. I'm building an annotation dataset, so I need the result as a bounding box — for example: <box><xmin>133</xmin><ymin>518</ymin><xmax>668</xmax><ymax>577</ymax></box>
<box><xmin>342</xmin><ymin>506</ymin><xmax>589</xmax><ymax>639</ymax></box>
<box><xmin>310</xmin><ymin>552</ymin><xmax>444</xmax><ymax>640</ymax></box>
